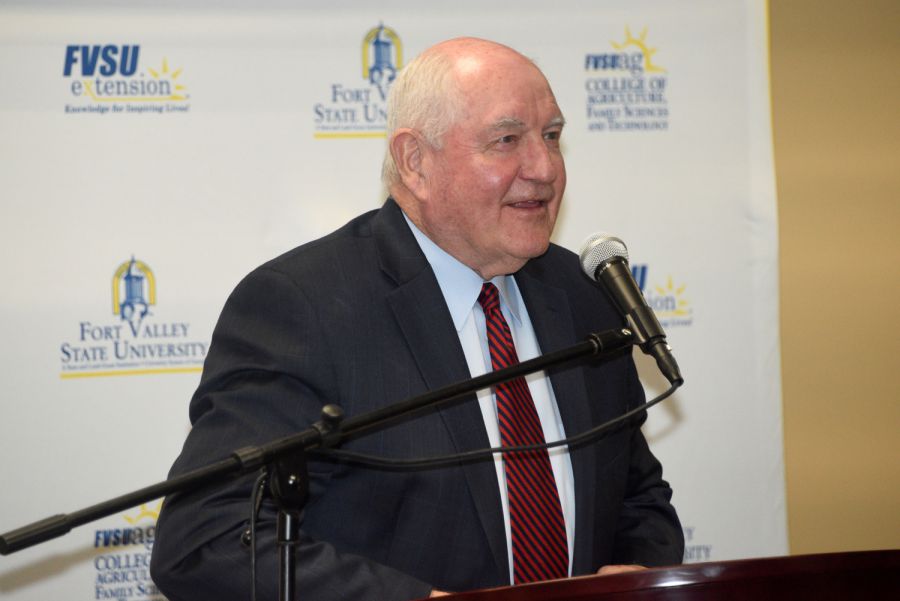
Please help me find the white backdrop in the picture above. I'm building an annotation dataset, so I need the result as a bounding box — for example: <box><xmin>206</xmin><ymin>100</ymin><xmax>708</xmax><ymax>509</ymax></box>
<box><xmin>0</xmin><ymin>1</ymin><xmax>785</xmax><ymax>599</ymax></box>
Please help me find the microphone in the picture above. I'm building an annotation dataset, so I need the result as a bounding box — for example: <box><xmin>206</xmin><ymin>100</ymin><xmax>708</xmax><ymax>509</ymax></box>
<box><xmin>579</xmin><ymin>233</ymin><xmax>683</xmax><ymax>385</ymax></box>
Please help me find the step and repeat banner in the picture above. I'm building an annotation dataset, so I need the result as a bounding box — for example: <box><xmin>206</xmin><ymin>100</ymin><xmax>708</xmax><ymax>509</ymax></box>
<box><xmin>0</xmin><ymin>1</ymin><xmax>785</xmax><ymax>598</ymax></box>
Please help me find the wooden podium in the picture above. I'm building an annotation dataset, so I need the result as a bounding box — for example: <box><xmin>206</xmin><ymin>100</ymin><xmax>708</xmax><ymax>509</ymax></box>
<box><xmin>430</xmin><ymin>550</ymin><xmax>899</xmax><ymax>600</ymax></box>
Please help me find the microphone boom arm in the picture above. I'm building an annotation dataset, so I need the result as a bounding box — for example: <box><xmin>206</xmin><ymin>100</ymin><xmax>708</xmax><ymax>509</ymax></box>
<box><xmin>0</xmin><ymin>327</ymin><xmax>635</xmax><ymax>556</ymax></box>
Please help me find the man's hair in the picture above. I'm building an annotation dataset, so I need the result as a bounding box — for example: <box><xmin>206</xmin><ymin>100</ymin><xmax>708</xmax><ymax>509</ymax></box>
<box><xmin>381</xmin><ymin>50</ymin><xmax>463</xmax><ymax>188</ymax></box>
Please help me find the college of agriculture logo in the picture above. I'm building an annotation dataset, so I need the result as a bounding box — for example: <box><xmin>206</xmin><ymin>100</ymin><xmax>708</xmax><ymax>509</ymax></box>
<box><xmin>92</xmin><ymin>502</ymin><xmax>162</xmax><ymax>600</ymax></box>
<box><xmin>584</xmin><ymin>26</ymin><xmax>669</xmax><ymax>132</ymax></box>
<box><xmin>58</xmin><ymin>257</ymin><xmax>208</xmax><ymax>378</ymax></box>
<box><xmin>63</xmin><ymin>44</ymin><xmax>190</xmax><ymax>115</ymax></box>
<box><xmin>312</xmin><ymin>24</ymin><xmax>402</xmax><ymax>138</ymax></box>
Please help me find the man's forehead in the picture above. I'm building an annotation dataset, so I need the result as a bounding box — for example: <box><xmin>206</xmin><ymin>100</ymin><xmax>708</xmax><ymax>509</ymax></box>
<box><xmin>450</xmin><ymin>48</ymin><xmax>551</xmax><ymax>92</ymax></box>
<box><xmin>441</xmin><ymin>48</ymin><xmax>565</xmax><ymax>132</ymax></box>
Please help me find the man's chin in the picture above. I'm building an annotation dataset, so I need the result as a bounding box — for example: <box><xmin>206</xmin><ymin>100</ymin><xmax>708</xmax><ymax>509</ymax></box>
<box><xmin>521</xmin><ymin>236</ymin><xmax>553</xmax><ymax>258</ymax></box>
<box><xmin>509</xmin><ymin>239</ymin><xmax>552</xmax><ymax>266</ymax></box>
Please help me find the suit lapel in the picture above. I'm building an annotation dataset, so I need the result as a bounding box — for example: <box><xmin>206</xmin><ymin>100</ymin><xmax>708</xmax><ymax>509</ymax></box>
<box><xmin>516</xmin><ymin>265</ymin><xmax>598</xmax><ymax>576</ymax></box>
<box><xmin>374</xmin><ymin>200</ymin><xmax>510</xmax><ymax>580</ymax></box>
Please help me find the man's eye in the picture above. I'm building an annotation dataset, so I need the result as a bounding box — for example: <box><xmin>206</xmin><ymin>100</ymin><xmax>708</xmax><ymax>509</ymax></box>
<box><xmin>544</xmin><ymin>130</ymin><xmax>561</xmax><ymax>141</ymax></box>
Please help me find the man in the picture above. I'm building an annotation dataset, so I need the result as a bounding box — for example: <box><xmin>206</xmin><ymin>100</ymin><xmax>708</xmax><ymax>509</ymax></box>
<box><xmin>150</xmin><ymin>38</ymin><xmax>683</xmax><ymax>600</ymax></box>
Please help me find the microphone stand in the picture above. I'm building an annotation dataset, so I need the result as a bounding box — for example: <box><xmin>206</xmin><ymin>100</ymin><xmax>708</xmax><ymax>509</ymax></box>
<box><xmin>0</xmin><ymin>327</ymin><xmax>635</xmax><ymax>601</ymax></box>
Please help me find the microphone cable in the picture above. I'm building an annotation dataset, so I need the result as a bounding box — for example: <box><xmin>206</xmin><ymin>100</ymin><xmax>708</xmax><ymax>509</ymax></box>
<box><xmin>245</xmin><ymin>470</ymin><xmax>267</xmax><ymax>601</ymax></box>
<box><xmin>309</xmin><ymin>381</ymin><xmax>681</xmax><ymax>470</ymax></box>
<box><xmin>240</xmin><ymin>381</ymin><xmax>681</xmax><ymax>595</ymax></box>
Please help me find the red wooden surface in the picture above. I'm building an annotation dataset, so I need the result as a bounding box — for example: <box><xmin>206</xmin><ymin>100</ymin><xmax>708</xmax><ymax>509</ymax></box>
<box><xmin>427</xmin><ymin>550</ymin><xmax>899</xmax><ymax>601</ymax></box>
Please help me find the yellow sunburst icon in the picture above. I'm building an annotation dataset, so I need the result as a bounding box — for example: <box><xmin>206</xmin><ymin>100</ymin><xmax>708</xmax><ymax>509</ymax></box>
<box><xmin>612</xmin><ymin>26</ymin><xmax>666</xmax><ymax>74</ymax></box>
<box><xmin>653</xmin><ymin>276</ymin><xmax>690</xmax><ymax>317</ymax></box>
<box><xmin>148</xmin><ymin>58</ymin><xmax>188</xmax><ymax>101</ymax></box>
<box><xmin>123</xmin><ymin>501</ymin><xmax>163</xmax><ymax>525</ymax></box>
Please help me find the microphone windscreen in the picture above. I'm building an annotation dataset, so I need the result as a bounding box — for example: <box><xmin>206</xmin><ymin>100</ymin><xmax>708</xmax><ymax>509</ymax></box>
<box><xmin>579</xmin><ymin>233</ymin><xmax>629</xmax><ymax>278</ymax></box>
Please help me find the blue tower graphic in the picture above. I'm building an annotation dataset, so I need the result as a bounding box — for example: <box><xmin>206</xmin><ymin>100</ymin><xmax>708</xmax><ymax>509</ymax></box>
<box><xmin>368</xmin><ymin>25</ymin><xmax>397</xmax><ymax>98</ymax></box>
<box><xmin>119</xmin><ymin>257</ymin><xmax>149</xmax><ymax>322</ymax></box>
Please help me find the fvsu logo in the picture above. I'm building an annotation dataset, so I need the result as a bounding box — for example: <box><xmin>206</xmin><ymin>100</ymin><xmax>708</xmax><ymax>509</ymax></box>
<box><xmin>585</xmin><ymin>26</ymin><xmax>666</xmax><ymax>75</ymax></box>
<box><xmin>313</xmin><ymin>24</ymin><xmax>403</xmax><ymax>138</ymax></box>
<box><xmin>58</xmin><ymin>256</ymin><xmax>207</xmax><ymax>378</ymax></box>
<box><xmin>64</xmin><ymin>45</ymin><xmax>140</xmax><ymax>77</ymax></box>
<box><xmin>62</xmin><ymin>44</ymin><xmax>190</xmax><ymax>115</ymax></box>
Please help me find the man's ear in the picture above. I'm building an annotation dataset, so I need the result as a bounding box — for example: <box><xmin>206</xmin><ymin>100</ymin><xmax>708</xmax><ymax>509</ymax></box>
<box><xmin>390</xmin><ymin>128</ymin><xmax>430</xmax><ymax>199</ymax></box>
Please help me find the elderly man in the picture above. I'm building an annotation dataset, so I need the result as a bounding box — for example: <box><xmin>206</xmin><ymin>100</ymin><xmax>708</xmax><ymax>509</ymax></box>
<box><xmin>150</xmin><ymin>38</ymin><xmax>683</xmax><ymax>600</ymax></box>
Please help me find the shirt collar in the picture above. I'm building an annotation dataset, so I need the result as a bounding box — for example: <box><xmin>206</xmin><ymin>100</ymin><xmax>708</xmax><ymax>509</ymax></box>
<box><xmin>403</xmin><ymin>212</ymin><xmax>523</xmax><ymax>330</ymax></box>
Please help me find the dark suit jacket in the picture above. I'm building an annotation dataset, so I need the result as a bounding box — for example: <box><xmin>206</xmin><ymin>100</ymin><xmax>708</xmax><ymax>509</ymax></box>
<box><xmin>150</xmin><ymin>198</ymin><xmax>683</xmax><ymax>600</ymax></box>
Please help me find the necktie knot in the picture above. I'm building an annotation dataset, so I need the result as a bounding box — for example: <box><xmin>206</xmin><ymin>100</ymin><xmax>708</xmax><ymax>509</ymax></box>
<box><xmin>478</xmin><ymin>282</ymin><xmax>501</xmax><ymax>314</ymax></box>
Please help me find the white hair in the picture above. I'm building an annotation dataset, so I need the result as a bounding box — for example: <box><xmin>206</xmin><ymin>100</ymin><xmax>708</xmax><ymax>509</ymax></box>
<box><xmin>381</xmin><ymin>50</ymin><xmax>463</xmax><ymax>188</ymax></box>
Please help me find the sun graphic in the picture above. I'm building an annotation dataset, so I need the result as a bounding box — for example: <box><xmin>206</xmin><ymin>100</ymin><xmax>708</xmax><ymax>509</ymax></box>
<box><xmin>612</xmin><ymin>26</ymin><xmax>666</xmax><ymax>74</ymax></box>
<box><xmin>123</xmin><ymin>501</ymin><xmax>163</xmax><ymax>525</ymax></box>
<box><xmin>148</xmin><ymin>58</ymin><xmax>188</xmax><ymax>100</ymax></box>
<box><xmin>654</xmin><ymin>276</ymin><xmax>690</xmax><ymax>316</ymax></box>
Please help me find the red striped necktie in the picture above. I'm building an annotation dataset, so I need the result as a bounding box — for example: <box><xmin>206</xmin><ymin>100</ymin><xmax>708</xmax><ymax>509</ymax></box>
<box><xmin>477</xmin><ymin>282</ymin><xmax>569</xmax><ymax>584</ymax></box>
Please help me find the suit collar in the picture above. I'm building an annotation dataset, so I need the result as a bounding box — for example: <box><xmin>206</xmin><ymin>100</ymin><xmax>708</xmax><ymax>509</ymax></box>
<box><xmin>372</xmin><ymin>198</ymin><xmax>430</xmax><ymax>287</ymax></box>
<box><xmin>402</xmin><ymin>210</ymin><xmax>485</xmax><ymax>332</ymax></box>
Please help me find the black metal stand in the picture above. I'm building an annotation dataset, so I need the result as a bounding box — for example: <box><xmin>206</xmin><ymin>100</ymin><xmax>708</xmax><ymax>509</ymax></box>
<box><xmin>0</xmin><ymin>327</ymin><xmax>637</xmax><ymax>596</ymax></box>
<box><xmin>266</xmin><ymin>404</ymin><xmax>342</xmax><ymax>601</ymax></box>
<box><xmin>276</xmin><ymin>509</ymin><xmax>300</xmax><ymax>601</ymax></box>
<box><xmin>269</xmin><ymin>448</ymin><xmax>311</xmax><ymax>601</ymax></box>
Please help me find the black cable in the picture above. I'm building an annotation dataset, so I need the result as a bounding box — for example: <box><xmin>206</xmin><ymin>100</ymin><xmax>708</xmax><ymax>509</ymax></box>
<box><xmin>248</xmin><ymin>470</ymin><xmax>267</xmax><ymax>601</ymax></box>
<box><xmin>310</xmin><ymin>382</ymin><xmax>680</xmax><ymax>470</ymax></box>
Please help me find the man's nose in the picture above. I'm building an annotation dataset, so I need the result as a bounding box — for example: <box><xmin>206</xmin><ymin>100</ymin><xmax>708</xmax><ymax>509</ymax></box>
<box><xmin>520</xmin><ymin>137</ymin><xmax>558</xmax><ymax>183</ymax></box>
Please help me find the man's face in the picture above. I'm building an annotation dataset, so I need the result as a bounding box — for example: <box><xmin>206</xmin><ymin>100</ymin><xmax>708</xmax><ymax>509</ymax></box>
<box><xmin>415</xmin><ymin>52</ymin><xmax>566</xmax><ymax>279</ymax></box>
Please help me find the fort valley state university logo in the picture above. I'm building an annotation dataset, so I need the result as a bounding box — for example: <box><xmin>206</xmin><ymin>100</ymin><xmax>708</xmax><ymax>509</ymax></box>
<box><xmin>59</xmin><ymin>257</ymin><xmax>208</xmax><ymax>378</ymax></box>
<box><xmin>312</xmin><ymin>24</ymin><xmax>402</xmax><ymax>138</ymax></box>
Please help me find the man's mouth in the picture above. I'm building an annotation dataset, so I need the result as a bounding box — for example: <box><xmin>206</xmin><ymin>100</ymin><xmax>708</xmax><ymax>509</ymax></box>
<box><xmin>507</xmin><ymin>199</ymin><xmax>547</xmax><ymax>209</ymax></box>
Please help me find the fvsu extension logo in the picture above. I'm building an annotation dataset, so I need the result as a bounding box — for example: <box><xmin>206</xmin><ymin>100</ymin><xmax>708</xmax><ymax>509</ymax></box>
<box><xmin>59</xmin><ymin>257</ymin><xmax>207</xmax><ymax>379</ymax></box>
<box><xmin>63</xmin><ymin>44</ymin><xmax>190</xmax><ymax>115</ymax></box>
<box><xmin>312</xmin><ymin>24</ymin><xmax>402</xmax><ymax>138</ymax></box>
<box><xmin>584</xmin><ymin>27</ymin><xmax>669</xmax><ymax>132</ymax></box>
<box><xmin>632</xmin><ymin>264</ymin><xmax>693</xmax><ymax>328</ymax></box>
<box><xmin>92</xmin><ymin>502</ymin><xmax>163</xmax><ymax>600</ymax></box>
